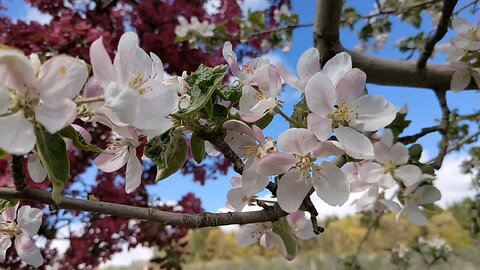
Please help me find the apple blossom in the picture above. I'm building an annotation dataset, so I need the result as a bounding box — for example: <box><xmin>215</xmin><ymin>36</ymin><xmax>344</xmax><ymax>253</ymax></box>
<box><xmin>226</xmin><ymin>176</ymin><xmax>251</xmax><ymax>211</ymax></box>
<box><xmin>222</xmin><ymin>41</ymin><xmax>270</xmax><ymax>85</ymax></box>
<box><xmin>256</xmin><ymin>128</ymin><xmax>350</xmax><ymax>212</ymax></box>
<box><xmin>175</xmin><ymin>16</ymin><xmax>214</xmax><ymax>41</ymax></box>
<box><xmin>305</xmin><ymin>57</ymin><xmax>397</xmax><ymax>159</ymax></box>
<box><xmin>89</xmin><ymin>32</ymin><xmax>179</xmax><ymax>138</ymax></box>
<box><xmin>0</xmin><ymin>203</ymin><xmax>43</xmax><ymax>267</ymax></box>
<box><xmin>286</xmin><ymin>211</ymin><xmax>317</xmax><ymax>240</ymax></box>
<box><xmin>449</xmin><ymin>62</ymin><xmax>480</xmax><ymax>92</ymax></box>
<box><xmin>0</xmin><ymin>49</ymin><xmax>88</xmax><ymax>155</ymax></box>
<box><xmin>451</xmin><ymin>18</ymin><xmax>480</xmax><ymax>51</ymax></box>
<box><xmin>277</xmin><ymin>47</ymin><xmax>320</xmax><ymax>93</ymax></box>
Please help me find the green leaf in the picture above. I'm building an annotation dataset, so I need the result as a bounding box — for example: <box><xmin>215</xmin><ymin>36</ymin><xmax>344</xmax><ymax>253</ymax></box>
<box><xmin>0</xmin><ymin>148</ymin><xmax>8</xmax><ymax>159</ymax></box>
<box><xmin>290</xmin><ymin>99</ymin><xmax>309</xmax><ymax>128</ymax></box>
<box><xmin>272</xmin><ymin>217</ymin><xmax>298</xmax><ymax>259</ymax></box>
<box><xmin>386</xmin><ymin>112</ymin><xmax>411</xmax><ymax>138</ymax></box>
<box><xmin>218</xmin><ymin>85</ymin><xmax>242</xmax><ymax>102</ymax></box>
<box><xmin>178</xmin><ymin>64</ymin><xmax>226</xmax><ymax>116</ymax></box>
<box><xmin>409</xmin><ymin>144</ymin><xmax>423</xmax><ymax>162</ymax></box>
<box><xmin>0</xmin><ymin>199</ymin><xmax>18</xmax><ymax>213</ymax></box>
<box><xmin>212</xmin><ymin>104</ymin><xmax>228</xmax><ymax>124</ymax></box>
<box><xmin>59</xmin><ymin>126</ymin><xmax>102</xmax><ymax>152</ymax></box>
<box><xmin>34</xmin><ymin>125</ymin><xmax>70</xmax><ymax>204</ymax></box>
<box><xmin>144</xmin><ymin>128</ymin><xmax>188</xmax><ymax>181</ymax></box>
<box><xmin>254</xmin><ymin>113</ymin><xmax>274</xmax><ymax>129</ymax></box>
<box><xmin>191</xmin><ymin>134</ymin><xmax>206</xmax><ymax>164</ymax></box>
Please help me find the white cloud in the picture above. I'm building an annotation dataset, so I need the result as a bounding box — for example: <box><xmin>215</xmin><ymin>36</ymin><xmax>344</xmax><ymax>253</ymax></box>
<box><xmin>24</xmin><ymin>6</ymin><xmax>52</xmax><ymax>25</ymax></box>
<box><xmin>241</xmin><ymin>0</ymin><xmax>270</xmax><ymax>15</ymax></box>
<box><xmin>100</xmin><ymin>244</ymin><xmax>153</xmax><ymax>268</ymax></box>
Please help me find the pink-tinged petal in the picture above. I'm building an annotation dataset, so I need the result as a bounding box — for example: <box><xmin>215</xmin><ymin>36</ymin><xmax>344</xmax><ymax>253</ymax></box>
<box><xmin>113</xmin><ymin>32</ymin><xmax>138</xmax><ymax>86</ymax></box>
<box><xmin>381</xmin><ymin>129</ymin><xmax>394</xmax><ymax>147</ymax></box>
<box><xmin>312</xmin><ymin>161</ymin><xmax>350</xmax><ymax>206</ymax></box>
<box><xmin>373</xmin><ymin>141</ymin><xmax>391</xmax><ymax>165</ymax></box>
<box><xmin>72</xmin><ymin>124</ymin><xmax>92</xmax><ymax>144</ymax></box>
<box><xmin>350</xmin><ymin>95</ymin><xmax>397</xmax><ymax>132</ymax></box>
<box><xmin>223</xmin><ymin>119</ymin><xmax>257</xmax><ymax>140</ymax></box>
<box><xmin>305</xmin><ymin>72</ymin><xmax>335</xmax><ymax>117</ymax></box>
<box><xmin>205</xmin><ymin>141</ymin><xmax>221</xmax><ymax>156</ymax></box>
<box><xmin>250</xmin><ymin>98</ymin><xmax>275</xmax><ymax>114</ymax></box>
<box><xmin>414</xmin><ymin>185</ymin><xmax>441</xmax><ymax>205</ymax></box>
<box><xmin>133</xmin><ymin>85</ymin><xmax>179</xmax><ymax>130</ymax></box>
<box><xmin>389</xmin><ymin>142</ymin><xmax>409</xmax><ymax>165</ymax></box>
<box><xmin>37</xmin><ymin>55</ymin><xmax>88</xmax><ymax>100</ymax></box>
<box><xmin>379</xmin><ymin>173</ymin><xmax>396</xmax><ymax>189</ymax></box>
<box><xmin>0</xmin><ymin>48</ymin><xmax>36</xmax><ymax>91</ymax></box>
<box><xmin>312</xmin><ymin>141</ymin><xmax>344</xmax><ymax>158</ymax></box>
<box><xmin>251</xmin><ymin>125</ymin><xmax>265</xmax><ymax>144</ymax></box>
<box><xmin>150</xmin><ymin>52</ymin><xmax>164</xmax><ymax>82</ymax></box>
<box><xmin>261</xmin><ymin>65</ymin><xmax>282</xmax><ymax>98</ymax></box>
<box><xmin>17</xmin><ymin>206</ymin><xmax>42</xmax><ymax>236</ymax></box>
<box><xmin>335</xmin><ymin>126</ymin><xmax>374</xmax><ymax>159</ymax></box>
<box><xmin>0</xmin><ymin>111</ymin><xmax>35</xmax><ymax>155</ymax></box>
<box><xmin>89</xmin><ymin>37</ymin><xmax>115</xmax><ymax>85</ymax></box>
<box><xmin>27</xmin><ymin>153</ymin><xmax>47</xmax><ymax>183</ymax></box>
<box><xmin>239</xmin><ymin>85</ymin><xmax>260</xmax><ymax>114</ymax></box>
<box><xmin>404</xmin><ymin>200</ymin><xmax>426</xmax><ymax>226</ymax></box>
<box><xmin>277</xmin><ymin>63</ymin><xmax>300</xmax><ymax>91</ymax></box>
<box><xmin>322</xmin><ymin>52</ymin><xmax>352</xmax><ymax>86</ymax></box>
<box><xmin>307</xmin><ymin>113</ymin><xmax>332</xmax><ymax>142</ymax></box>
<box><xmin>355</xmin><ymin>185</ymin><xmax>378</xmax><ymax>211</ymax></box>
<box><xmin>106</xmin><ymin>84</ymin><xmax>141</xmax><ymax>125</ymax></box>
<box><xmin>222</xmin><ymin>42</ymin><xmax>242</xmax><ymax>79</ymax></box>
<box><xmin>230</xmin><ymin>176</ymin><xmax>242</xmax><ymax>188</ymax></box>
<box><xmin>278</xmin><ymin>128</ymin><xmax>319</xmax><ymax>156</ymax></box>
<box><xmin>255</xmin><ymin>152</ymin><xmax>297</xmax><ymax>176</ymax></box>
<box><xmin>277</xmin><ymin>169</ymin><xmax>312</xmax><ymax>213</ymax></box>
<box><xmin>335</xmin><ymin>68</ymin><xmax>366</xmax><ymax>104</ymax></box>
<box><xmin>0</xmin><ymin>85</ymin><xmax>11</xmax><ymax>115</ymax></box>
<box><xmin>237</xmin><ymin>224</ymin><xmax>263</xmax><ymax>246</ymax></box>
<box><xmin>293</xmin><ymin>220</ymin><xmax>316</xmax><ymax>240</ymax></box>
<box><xmin>2</xmin><ymin>203</ymin><xmax>19</xmax><ymax>222</ymax></box>
<box><xmin>297</xmin><ymin>48</ymin><xmax>320</xmax><ymax>78</ymax></box>
<box><xmin>263</xmin><ymin>231</ymin><xmax>295</xmax><ymax>260</ymax></box>
<box><xmin>125</xmin><ymin>149</ymin><xmax>142</xmax><ymax>193</ymax></box>
<box><xmin>224</xmin><ymin>131</ymin><xmax>257</xmax><ymax>158</ymax></box>
<box><xmin>379</xmin><ymin>199</ymin><xmax>401</xmax><ymax>213</ymax></box>
<box><xmin>0</xmin><ymin>235</ymin><xmax>12</xmax><ymax>263</ymax></box>
<box><xmin>450</xmin><ymin>68</ymin><xmax>470</xmax><ymax>92</ymax></box>
<box><xmin>35</xmin><ymin>99</ymin><xmax>77</xmax><ymax>134</ymax></box>
<box><xmin>227</xmin><ymin>187</ymin><xmax>248</xmax><ymax>211</ymax></box>
<box><xmin>94</xmin><ymin>146</ymin><xmax>129</xmax><ymax>172</ymax></box>
<box><xmin>358</xmin><ymin>162</ymin><xmax>384</xmax><ymax>184</ymax></box>
<box><xmin>14</xmin><ymin>234</ymin><xmax>43</xmax><ymax>267</ymax></box>
<box><xmin>241</xmin><ymin>158</ymin><xmax>270</xmax><ymax>195</ymax></box>
<box><xmin>286</xmin><ymin>211</ymin><xmax>306</xmax><ymax>228</ymax></box>
<box><xmin>395</xmin><ymin>165</ymin><xmax>422</xmax><ymax>187</ymax></box>
<box><xmin>91</xmin><ymin>106</ymin><xmax>130</xmax><ymax>128</ymax></box>
<box><xmin>240</xmin><ymin>112</ymin><xmax>264</xmax><ymax>123</ymax></box>
<box><xmin>452</xmin><ymin>17</ymin><xmax>472</xmax><ymax>34</ymax></box>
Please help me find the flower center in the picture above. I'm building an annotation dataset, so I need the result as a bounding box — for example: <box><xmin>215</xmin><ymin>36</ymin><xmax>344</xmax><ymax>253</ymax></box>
<box><xmin>128</xmin><ymin>72</ymin><xmax>152</xmax><ymax>94</ymax></box>
<box><xmin>255</xmin><ymin>89</ymin><xmax>268</xmax><ymax>101</ymax></box>
<box><xmin>384</xmin><ymin>160</ymin><xmax>396</xmax><ymax>174</ymax></box>
<box><xmin>9</xmin><ymin>88</ymin><xmax>39</xmax><ymax>119</ymax></box>
<box><xmin>328</xmin><ymin>102</ymin><xmax>358</xmax><ymax>127</ymax></box>
<box><xmin>256</xmin><ymin>137</ymin><xmax>276</xmax><ymax>159</ymax></box>
<box><xmin>0</xmin><ymin>221</ymin><xmax>20</xmax><ymax>237</ymax></box>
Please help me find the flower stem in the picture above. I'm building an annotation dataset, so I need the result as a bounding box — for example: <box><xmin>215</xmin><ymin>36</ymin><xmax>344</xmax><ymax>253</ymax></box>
<box><xmin>75</xmin><ymin>96</ymin><xmax>105</xmax><ymax>105</ymax></box>
<box><xmin>277</xmin><ymin>109</ymin><xmax>302</xmax><ymax>128</ymax></box>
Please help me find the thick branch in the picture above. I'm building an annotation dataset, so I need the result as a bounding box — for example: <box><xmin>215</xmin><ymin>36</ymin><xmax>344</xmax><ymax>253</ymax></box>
<box><xmin>9</xmin><ymin>155</ymin><xmax>26</xmax><ymax>192</ymax></box>
<box><xmin>0</xmin><ymin>187</ymin><xmax>287</xmax><ymax>228</ymax></box>
<box><xmin>417</xmin><ymin>0</ymin><xmax>458</xmax><ymax>68</ymax></box>
<box><xmin>315</xmin><ymin>0</ymin><xmax>478</xmax><ymax>91</ymax></box>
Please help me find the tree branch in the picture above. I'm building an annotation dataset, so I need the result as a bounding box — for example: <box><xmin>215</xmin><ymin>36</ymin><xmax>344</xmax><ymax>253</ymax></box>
<box><xmin>398</xmin><ymin>125</ymin><xmax>442</xmax><ymax>144</ymax></box>
<box><xmin>9</xmin><ymin>155</ymin><xmax>26</xmax><ymax>192</ymax></box>
<box><xmin>315</xmin><ymin>0</ymin><xmax>478</xmax><ymax>91</ymax></box>
<box><xmin>431</xmin><ymin>90</ymin><xmax>450</xmax><ymax>169</ymax></box>
<box><xmin>0</xmin><ymin>187</ymin><xmax>287</xmax><ymax>228</ymax></box>
<box><xmin>417</xmin><ymin>0</ymin><xmax>458</xmax><ymax>68</ymax></box>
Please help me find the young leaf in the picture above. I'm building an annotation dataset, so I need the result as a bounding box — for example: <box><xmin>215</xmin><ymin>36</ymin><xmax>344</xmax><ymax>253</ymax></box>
<box><xmin>178</xmin><ymin>64</ymin><xmax>226</xmax><ymax>116</ymax></box>
<box><xmin>59</xmin><ymin>126</ymin><xmax>102</xmax><ymax>152</ymax></box>
<box><xmin>144</xmin><ymin>128</ymin><xmax>188</xmax><ymax>181</ymax></box>
<box><xmin>272</xmin><ymin>217</ymin><xmax>298</xmax><ymax>260</ymax></box>
<box><xmin>34</xmin><ymin>125</ymin><xmax>70</xmax><ymax>204</ymax></box>
<box><xmin>218</xmin><ymin>85</ymin><xmax>242</xmax><ymax>102</ymax></box>
<box><xmin>409</xmin><ymin>144</ymin><xmax>423</xmax><ymax>162</ymax></box>
<box><xmin>0</xmin><ymin>199</ymin><xmax>18</xmax><ymax>213</ymax></box>
<box><xmin>191</xmin><ymin>134</ymin><xmax>206</xmax><ymax>164</ymax></box>
<box><xmin>387</xmin><ymin>112</ymin><xmax>411</xmax><ymax>138</ymax></box>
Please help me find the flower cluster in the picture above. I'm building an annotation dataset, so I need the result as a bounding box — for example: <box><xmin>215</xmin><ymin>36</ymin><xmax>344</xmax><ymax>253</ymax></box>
<box><xmin>437</xmin><ymin>18</ymin><xmax>480</xmax><ymax>91</ymax></box>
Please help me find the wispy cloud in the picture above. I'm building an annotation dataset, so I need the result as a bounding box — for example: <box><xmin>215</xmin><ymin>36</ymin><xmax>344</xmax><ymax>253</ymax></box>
<box><xmin>24</xmin><ymin>6</ymin><xmax>52</xmax><ymax>25</ymax></box>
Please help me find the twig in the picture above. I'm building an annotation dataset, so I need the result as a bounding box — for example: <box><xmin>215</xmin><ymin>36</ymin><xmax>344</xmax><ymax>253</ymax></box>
<box><xmin>0</xmin><ymin>187</ymin><xmax>287</xmax><ymax>228</ymax></box>
<box><xmin>247</xmin><ymin>23</ymin><xmax>313</xmax><ymax>38</ymax></box>
<box><xmin>351</xmin><ymin>211</ymin><xmax>385</xmax><ymax>266</ymax></box>
<box><xmin>453</xmin><ymin>0</ymin><xmax>479</xmax><ymax>15</ymax></box>
<box><xmin>398</xmin><ymin>125</ymin><xmax>442</xmax><ymax>144</ymax></box>
<box><xmin>431</xmin><ymin>90</ymin><xmax>450</xmax><ymax>169</ymax></box>
<box><xmin>446</xmin><ymin>130</ymin><xmax>480</xmax><ymax>152</ymax></box>
<box><xmin>417</xmin><ymin>0</ymin><xmax>458</xmax><ymax>68</ymax></box>
<box><xmin>9</xmin><ymin>155</ymin><xmax>26</xmax><ymax>192</ymax></box>
<box><xmin>277</xmin><ymin>109</ymin><xmax>303</xmax><ymax>128</ymax></box>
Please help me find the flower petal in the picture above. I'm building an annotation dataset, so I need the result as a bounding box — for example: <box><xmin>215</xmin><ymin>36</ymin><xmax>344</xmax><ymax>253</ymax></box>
<box><xmin>307</xmin><ymin>113</ymin><xmax>332</xmax><ymax>141</ymax></box>
<box><xmin>312</xmin><ymin>141</ymin><xmax>344</xmax><ymax>158</ymax></box>
<box><xmin>37</xmin><ymin>55</ymin><xmax>88</xmax><ymax>100</ymax></box>
<box><xmin>0</xmin><ymin>85</ymin><xmax>11</xmax><ymax>115</ymax></box>
<box><xmin>89</xmin><ymin>36</ymin><xmax>115</xmax><ymax>85</ymax></box>
<box><xmin>0</xmin><ymin>111</ymin><xmax>35</xmax><ymax>155</ymax></box>
<box><xmin>297</xmin><ymin>47</ymin><xmax>320</xmax><ymax>78</ymax></box>
<box><xmin>113</xmin><ymin>32</ymin><xmax>139</xmax><ymax>86</ymax></box>
<box><xmin>322</xmin><ymin>52</ymin><xmax>352</xmax><ymax>86</ymax></box>
<box><xmin>125</xmin><ymin>148</ymin><xmax>142</xmax><ymax>193</ymax></box>
<box><xmin>305</xmin><ymin>72</ymin><xmax>335</xmax><ymax>117</ymax></box>
<box><xmin>335</xmin><ymin>126</ymin><xmax>374</xmax><ymax>159</ymax></box>
<box><xmin>358</xmin><ymin>162</ymin><xmax>385</xmax><ymax>184</ymax></box>
<box><xmin>277</xmin><ymin>63</ymin><xmax>299</xmax><ymax>91</ymax></box>
<box><xmin>0</xmin><ymin>48</ymin><xmax>36</xmax><ymax>91</ymax></box>
<box><xmin>379</xmin><ymin>199</ymin><xmax>401</xmax><ymax>213</ymax></box>
<box><xmin>94</xmin><ymin>146</ymin><xmax>129</xmax><ymax>172</ymax></box>
<box><xmin>133</xmin><ymin>85</ymin><xmax>179</xmax><ymax>130</ymax></box>
<box><xmin>227</xmin><ymin>188</ymin><xmax>247</xmax><ymax>211</ymax></box>
<box><xmin>241</xmin><ymin>158</ymin><xmax>270</xmax><ymax>195</ymax></box>
<box><xmin>335</xmin><ymin>68</ymin><xmax>366</xmax><ymax>104</ymax></box>
<box><xmin>2</xmin><ymin>203</ymin><xmax>18</xmax><ymax>222</ymax></box>
<box><xmin>223</xmin><ymin>120</ymin><xmax>258</xmax><ymax>141</ymax></box>
<box><xmin>312</xmin><ymin>161</ymin><xmax>350</xmax><ymax>206</ymax></box>
<box><xmin>395</xmin><ymin>164</ymin><xmax>422</xmax><ymax>187</ymax></box>
<box><xmin>237</xmin><ymin>224</ymin><xmax>262</xmax><ymax>246</ymax></box>
<box><xmin>17</xmin><ymin>206</ymin><xmax>43</xmax><ymax>236</ymax></box>
<box><xmin>255</xmin><ymin>152</ymin><xmax>297</xmax><ymax>176</ymax></box>
<box><xmin>414</xmin><ymin>185</ymin><xmax>441</xmax><ymax>205</ymax></box>
<box><xmin>14</xmin><ymin>234</ymin><xmax>43</xmax><ymax>267</ymax></box>
<box><xmin>27</xmin><ymin>153</ymin><xmax>47</xmax><ymax>183</ymax></box>
<box><xmin>350</xmin><ymin>95</ymin><xmax>397</xmax><ymax>132</ymax></box>
<box><xmin>277</xmin><ymin>169</ymin><xmax>312</xmax><ymax>213</ymax></box>
<box><xmin>105</xmin><ymin>84</ymin><xmax>141</xmax><ymax>125</ymax></box>
<box><xmin>404</xmin><ymin>200</ymin><xmax>427</xmax><ymax>226</ymax></box>
<box><xmin>450</xmin><ymin>68</ymin><xmax>471</xmax><ymax>92</ymax></box>
<box><xmin>0</xmin><ymin>235</ymin><xmax>12</xmax><ymax>264</ymax></box>
<box><xmin>278</xmin><ymin>128</ymin><xmax>319</xmax><ymax>156</ymax></box>
<box><xmin>35</xmin><ymin>99</ymin><xmax>77</xmax><ymax>134</ymax></box>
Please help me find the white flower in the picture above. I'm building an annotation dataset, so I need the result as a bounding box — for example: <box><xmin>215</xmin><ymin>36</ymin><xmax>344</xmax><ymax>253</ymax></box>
<box><xmin>451</xmin><ymin>18</ymin><xmax>480</xmax><ymax>51</ymax></box>
<box><xmin>449</xmin><ymin>62</ymin><xmax>480</xmax><ymax>92</ymax></box>
<box><xmin>175</xmin><ymin>16</ymin><xmax>214</xmax><ymax>40</ymax></box>
<box><xmin>89</xmin><ymin>32</ymin><xmax>179</xmax><ymax>138</ymax></box>
<box><xmin>277</xmin><ymin>47</ymin><xmax>320</xmax><ymax>93</ymax></box>
<box><xmin>305</xmin><ymin>55</ymin><xmax>397</xmax><ymax>159</ymax></box>
<box><xmin>0</xmin><ymin>49</ymin><xmax>88</xmax><ymax>154</ymax></box>
<box><xmin>226</xmin><ymin>176</ymin><xmax>252</xmax><ymax>211</ymax></box>
<box><xmin>256</xmin><ymin>128</ymin><xmax>350</xmax><ymax>212</ymax></box>
<box><xmin>0</xmin><ymin>203</ymin><xmax>43</xmax><ymax>267</ymax></box>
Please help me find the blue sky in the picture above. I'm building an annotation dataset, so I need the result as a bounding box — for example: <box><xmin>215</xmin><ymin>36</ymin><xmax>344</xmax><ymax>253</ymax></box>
<box><xmin>2</xmin><ymin>0</ymin><xmax>478</xmax><ymax>214</ymax></box>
